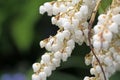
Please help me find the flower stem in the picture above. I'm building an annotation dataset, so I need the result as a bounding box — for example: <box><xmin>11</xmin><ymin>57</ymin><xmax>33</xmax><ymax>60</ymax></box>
<box><xmin>88</xmin><ymin>0</ymin><xmax>107</xmax><ymax>80</ymax></box>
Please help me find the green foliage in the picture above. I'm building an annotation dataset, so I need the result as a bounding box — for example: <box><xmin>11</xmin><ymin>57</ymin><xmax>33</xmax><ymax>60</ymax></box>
<box><xmin>0</xmin><ymin>0</ymin><xmax>51</xmax><ymax>52</ymax></box>
<box><xmin>49</xmin><ymin>72</ymin><xmax>80</xmax><ymax>80</ymax></box>
<box><xmin>110</xmin><ymin>72</ymin><xmax>120</xmax><ymax>80</ymax></box>
<box><xmin>11</xmin><ymin>0</ymin><xmax>52</xmax><ymax>51</ymax></box>
<box><xmin>59</xmin><ymin>56</ymin><xmax>89</xmax><ymax>69</ymax></box>
<box><xmin>98</xmin><ymin>0</ymin><xmax>112</xmax><ymax>14</ymax></box>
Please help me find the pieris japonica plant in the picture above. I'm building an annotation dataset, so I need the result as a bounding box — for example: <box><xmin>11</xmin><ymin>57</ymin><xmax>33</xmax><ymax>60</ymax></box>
<box><xmin>32</xmin><ymin>0</ymin><xmax>120</xmax><ymax>80</ymax></box>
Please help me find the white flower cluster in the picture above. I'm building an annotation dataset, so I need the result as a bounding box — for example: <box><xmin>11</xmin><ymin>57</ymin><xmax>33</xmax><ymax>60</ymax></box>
<box><xmin>85</xmin><ymin>3</ymin><xmax>120</xmax><ymax>80</ymax></box>
<box><xmin>32</xmin><ymin>0</ymin><xmax>98</xmax><ymax>80</ymax></box>
<box><xmin>32</xmin><ymin>0</ymin><xmax>120</xmax><ymax>80</ymax></box>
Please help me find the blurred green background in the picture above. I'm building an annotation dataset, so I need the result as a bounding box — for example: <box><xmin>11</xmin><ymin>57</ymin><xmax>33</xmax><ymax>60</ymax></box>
<box><xmin>0</xmin><ymin>0</ymin><xmax>120</xmax><ymax>80</ymax></box>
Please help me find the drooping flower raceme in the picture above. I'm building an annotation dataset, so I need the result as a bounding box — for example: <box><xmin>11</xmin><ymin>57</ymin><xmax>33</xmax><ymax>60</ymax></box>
<box><xmin>84</xmin><ymin>2</ymin><xmax>120</xmax><ymax>80</ymax></box>
<box><xmin>32</xmin><ymin>0</ymin><xmax>97</xmax><ymax>80</ymax></box>
<box><xmin>32</xmin><ymin>0</ymin><xmax>120</xmax><ymax>80</ymax></box>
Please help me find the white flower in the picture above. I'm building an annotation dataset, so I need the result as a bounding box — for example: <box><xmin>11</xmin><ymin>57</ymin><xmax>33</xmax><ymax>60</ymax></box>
<box><xmin>93</xmin><ymin>40</ymin><xmax>101</xmax><ymax>50</ymax></box>
<box><xmin>63</xmin><ymin>30</ymin><xmax>70</xmax><ymax>39</ymax></box>
<box><xmin>62</xmin><ymin>53</ymin><xmax>69</xmax><ymax>62</ymax></box>
<box><xmin>85</xmin><ymin>58</ymin><xmax>92</xmax><ymax>66</ymax></box>
<box><xmin>56</xmin><ymin>32</ymin><xmax>65</xmax><ymax>42</ymax></box>
<box><xmin>95</xmin><ymin>65</ymin><xmax>101</xmax><ymax>73</ymax></box>
<box><xmin>49</xmin><ymin>63</ymin><xmax>56</xmax><ymax>70</ymax></box>
<box><xmin>108</xmin><ymin>22</ymin><xmax>118</xmax><ymax>33</ymax></box>
<box><xmin>41</xmin><ymin>54</ymin><xmax>50</xmax><ymax>64</ymax></box>
<box><xmin>44</xmin><ymin>2</ymin><xmax>52</xmax><ymax>10</ymax></box>
<box><xmin>39</xmin><ymin>6</ymin><xmax>46</xmax><ymax>14</ymax></box>
<box><xmin>74</xmin><ymin>11</ymin><xmax>82</xmax><ymax>20</ymax></box>
<box><xmin>63</xmin><ymin>21</ymin><xmax>72</xmax><ymax>30</ymax></box>
<box><xmin>72</xmin><ymin>0</ymin><xmax>80</xmax><ymax>5</ymax></box>
<box><xmin>104</xmin><ymin>57</ymin><xmax>112</xmax><ymax>66</ymax></box>
<box><xmin>45</xmin><ymin>42</ymin><xmax>52</xmax><ymax>51</ymax></box>
<box><xmin>102</xmin><ymin>41</ymin><xmax>109</xmax><ymax>50</ymax></box>
<box><xmin>65</xmin><ymin>47</ymin><xmax>72</xmax><ymax>57</ymax></box>
<box><xmin>94</xmin><ymin>25</ymin><xmax>103</xmax><ymax>34</ymax></box>
<box><xmin>112</xmin><ymin>14</ymin><xmax>120</xmax><ymax>25</ymax></box>
<box><xmin>32</xmin><ymin>74</ymin><xmax>40</xmax><ymax>80</ymax></box>
<box><xmin>83</xmin><ymin>76</ymin><xmax>90</xmax><ymax>80</ymax></box>
<box><xmin>41</xmin><ymin>2</ymin><xmax>53</xmax><ymax>16</ymax></box>
<box><xmin>40</xmin><ymin>41</ymin><xmax>46</xmax><ymax>48</ymax></box>
<box><xmin>59</xmin><ymin>4</ymin><xmax>67</xmax><ymax>12</ymax></box>
<box><xmin>52</xmin><ymin>3</ymin><xmax>59</xmax><ymax>15</ymax></box>
<box><xmin>98</xmin><ymin>14</ymin><xmax>106</xmax><ymax>24</ymax></box>
<box><xmin>72</xmin><ymin>18</ymin><xmax>79</xmax><ymax>28</ymax></box>
<box><xmin>103</xmin><ymin>30</ymin><xmax>113</xmax><ymax>42</ymax></box>
<box><xmin>32</xmin><ymin>63</ymin><xmax>41</xmax><ymax>72</ymax></box>
<box><xmin>75</xmin><ymin>30</ymin><xmax>83</xmax><ymax>40</ymax></box>
<box><xmin>57</xmin><ymin>18</ymin><xmax>68</xmax><ymax>27</ymax></box>
<box><xmin>54</xmin><ymin>51</ymin><xmax>62</xmax><ymax>59</ymax></box>
<box><xmin>93</xmin><ymin>34</ymin><xmax>100</xmax><ymax>41</ymax></box>
<box><xmin>116</xmin><ymin>55</ymin><xmax>120</xmax><ymax>62</ymax></box>
<box><xmin>52</xmin><ymin>44</ymin><xmax>60</xmax><ymax>52</ymax></box>
<box><xmin>52</xmin><ymin>58</ymin><xmax>61</xmax><ymax>67</ymax></box>
<box><xmin>51</xmin><ymin>17</ymin><xmax>57</xmax><ymax>25</ymax></box>
<box><xmin>67</xmin><ymin>39</ymin><xmax>75</xmax><ymax>49</ymax></box>
<box><xmin>43</xmin><ymin>66</ymin><xmax>52</xmax><ymax>77</ymax></box>
<box><xmin>80</xmin><ymin>5</ymin><xmax>88</xmax><ymax>16</ymax></box>
<box><xmin>90</xmin><ymin>68</ymin><xmax>96</xmax><ymax>75</ymax></box>
<box><xmin>39</xmin><ymin>72</ymin><xmax>47</xmax><ymax>80</ymax></box>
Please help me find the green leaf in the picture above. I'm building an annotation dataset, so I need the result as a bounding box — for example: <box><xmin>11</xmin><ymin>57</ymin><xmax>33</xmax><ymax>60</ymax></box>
<box><xmin>49</xmin><ymin>71</ymin><xmax>80</xmax><ymax>80</ymax></box>
<box><xmin>11</xmin><ymin>0</ymin><xmax>51</xmax><ymax>51</ymax></box>
<box><xmin>0</xmin><ymin>12</ymin><xmax>7</xmax><ymax>39</ymax></box>
<box><xmin>110</xmin><ymin>72</ymin><xmax>120</xmax><ymax>80</ymax></box>
<box><xmin>98</xmin><ymin>0</ymin><xmax>112</xmax><ymax>14</ymax></box>
<box><xmin>58</xmin><ymin>56</ymin><xmax>89</xmax><ymax>69</ymax></box>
